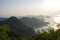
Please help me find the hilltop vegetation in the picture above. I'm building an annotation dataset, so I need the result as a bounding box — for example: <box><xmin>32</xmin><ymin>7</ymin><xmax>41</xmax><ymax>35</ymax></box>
<box><xmin>0</xmin><ymin>16</ymin><xmax>35</xmax><ymax>40</ymax></box>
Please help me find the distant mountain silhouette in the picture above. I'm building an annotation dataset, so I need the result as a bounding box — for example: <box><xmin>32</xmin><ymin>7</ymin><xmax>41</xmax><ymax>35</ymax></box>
<box><xmin>0</xmin><ymin>18</ymin><xmax>8</xmax><ymax>25</ymax></box>
<box><xmin>0</xmin><ymin>18</ymin><xmax>7</xmax><ymax>21</ymax></box>
<box><xmin>20</xmin><ymin>17</ymin><xmax>49</xmax><ymax>29</ymax></box>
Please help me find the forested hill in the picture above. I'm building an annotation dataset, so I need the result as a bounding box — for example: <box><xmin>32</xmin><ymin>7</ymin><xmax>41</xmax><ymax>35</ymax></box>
<box><xmin>0</xmin><ymin>16</ymin><xmax>35</xmax><ymax>40</ymax></box>
<box><xmin>6</xmin><ymin>16</ymin><xmax>35</xmax><ymax>37</ymax></box>
<box><xmin>20</xmin><ymin>17</ymin><xmax>49</xmax><ymax>29</ymax></box>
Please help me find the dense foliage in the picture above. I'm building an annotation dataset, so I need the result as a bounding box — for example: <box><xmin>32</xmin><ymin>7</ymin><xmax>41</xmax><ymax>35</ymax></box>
<box><xmin>30</xmin><ymin>29</ymin><xmax>60</xmax><ymax>40</ymax></box>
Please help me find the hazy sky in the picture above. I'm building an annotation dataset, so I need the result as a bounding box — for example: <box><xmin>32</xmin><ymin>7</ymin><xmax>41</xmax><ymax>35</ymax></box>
<box><xmin>0</xmin><ymin>0</ymin><xmax>60</xmax><ymax>17</ymax></box>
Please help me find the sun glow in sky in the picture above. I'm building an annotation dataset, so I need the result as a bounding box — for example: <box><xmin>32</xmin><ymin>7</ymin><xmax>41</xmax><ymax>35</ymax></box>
<box><xmin>0</xmin><ymin>0</ymin><xmax>60</xmax><ymax>17</ymax></box>
<box><xmin>42</xmin><ymin>0</ymin><xmax>60</xmax><ymax>10</ymax></box>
